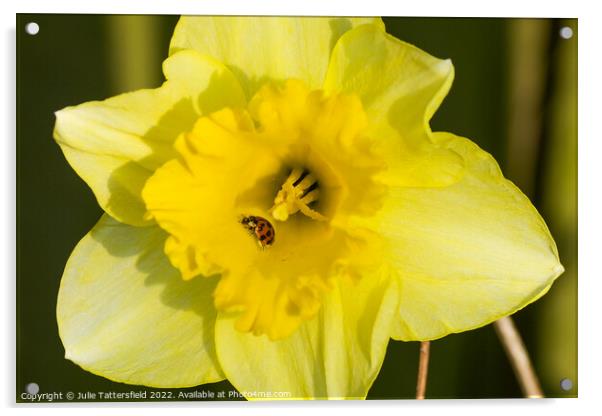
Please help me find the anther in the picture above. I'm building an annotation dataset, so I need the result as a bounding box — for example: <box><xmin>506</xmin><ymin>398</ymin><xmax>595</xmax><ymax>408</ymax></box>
<box><xmin>300</xmin><ymin>181</ymin><xmax>319</xmax><ymax>199</ymax></box>
<box><xmin>292</xmin><ymin>169</ymin><xmax>309</xmax><ymax>187</ymax></box>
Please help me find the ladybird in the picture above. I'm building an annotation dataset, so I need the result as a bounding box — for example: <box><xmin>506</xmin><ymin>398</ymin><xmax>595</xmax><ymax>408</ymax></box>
<box><xmin>241</xmin><ymin>215</ymin><xmax>275</xmax><ymax>248</ymax></box>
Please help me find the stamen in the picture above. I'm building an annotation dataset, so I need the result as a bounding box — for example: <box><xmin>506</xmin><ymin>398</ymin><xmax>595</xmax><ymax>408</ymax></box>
<box><xmin>292</xmin><ymin>169</ymin><xmax>309</xmax><ymax>187</ymax></box>
<box><xmin>300</xmin><ymin>181</ymin><xmax>319</xmax><ymax>199</ymax></box>
<box><xmin>271</xmin><ymin>168</ymin><xmax>327</xmax><ymax>222</ymax></box>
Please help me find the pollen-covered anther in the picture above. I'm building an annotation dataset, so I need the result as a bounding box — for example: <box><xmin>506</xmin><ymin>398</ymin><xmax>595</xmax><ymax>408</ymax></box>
<box><xmin>271</xmin><ymin>167</ymin><xmax>327</xmax><ymax>222</ymax></box>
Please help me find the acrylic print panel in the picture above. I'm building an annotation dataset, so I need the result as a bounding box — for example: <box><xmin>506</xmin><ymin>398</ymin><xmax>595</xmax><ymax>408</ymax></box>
<box><xmin>16</xmin><ymin>14</ymin><xmax>577</xmax><ymax>402</ymax></box>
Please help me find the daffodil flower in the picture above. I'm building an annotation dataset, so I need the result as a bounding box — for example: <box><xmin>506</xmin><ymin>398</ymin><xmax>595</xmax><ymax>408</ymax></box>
<box><xmin>53</xmin><ymin>16</ymin><xmax>563</xmax><ymax>399</ymax></box>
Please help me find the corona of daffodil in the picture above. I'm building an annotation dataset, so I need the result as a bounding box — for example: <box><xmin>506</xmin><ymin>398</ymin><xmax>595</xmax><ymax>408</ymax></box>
<box><xmin>53</xmin><ymin>16</ymin><xmax>563</xmax><ymax>399</ymax></box>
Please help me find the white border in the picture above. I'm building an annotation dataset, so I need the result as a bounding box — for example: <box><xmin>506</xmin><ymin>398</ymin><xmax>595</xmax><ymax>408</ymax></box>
<box><xmin>3</xmin><ymin>1</ymin><xmax>599</xmax><ymax>415</ymax></box>
<box><xmin>8</xmin><ymin>0</ymin><xmax>584</xmax><ymax>17</ymax></box>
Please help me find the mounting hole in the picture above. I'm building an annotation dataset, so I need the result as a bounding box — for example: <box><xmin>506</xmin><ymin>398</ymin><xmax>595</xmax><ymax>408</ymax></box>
<box><xmin>25</xmin><ymin>382</ymin><xmax>39</xmax><ymax>395</ymax></box>
<box><xmin>560</xmin><ymin>378</ymin><xmax>573</xmax><ymax>391</ymax></box>
<box><xmin>25</xmin><ymin>22</ymin><xmax>39</xmax><ymax>35</ymax></box>
<box><xmin>559</xmin><ymin>26</ymin><xmax>573</xmax><ymax>39</ymax></box>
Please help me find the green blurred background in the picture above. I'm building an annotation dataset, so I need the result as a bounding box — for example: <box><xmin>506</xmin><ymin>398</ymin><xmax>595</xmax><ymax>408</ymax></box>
<box><xmin>16</xmin><ymin>15</ymin><xmax>577</xmax><ymax>401</ymax></box>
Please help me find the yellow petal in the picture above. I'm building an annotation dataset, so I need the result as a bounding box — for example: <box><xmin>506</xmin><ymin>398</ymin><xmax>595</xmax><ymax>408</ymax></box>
<box><xmin>169</xmin><ymin>16</ymin><xmax>384</xmax><ymax>98</ymax></box>
<box><xmin>56</xmin><ymin>214</ymin><xmax>223</xmax><ymax>387</ymax></box>
<box><xmin>356</xmin><ymin>132</ymin><xmax>563</xmax><ymax>341</ymax></box>
<box><xmin>324</xmin><ymin>24</ymin><xmax>463</xmax><ymax>187</ymax></box>
<box><xmin>54</xmin><ymin>50</ymin><xmax>246</xmax><ymax>226</ymax></box>
<box><xmin>214</xmin><ymin>266</ymin><xmax>399</xmax><ymax>399</ymax></box>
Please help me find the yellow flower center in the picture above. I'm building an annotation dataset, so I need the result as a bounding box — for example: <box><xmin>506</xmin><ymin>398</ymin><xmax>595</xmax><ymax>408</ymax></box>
<box><xmin>271</xmin><ymin>168</ymin><xmax>325</xmax><ymax>222</ymax></box>
<box><xmin>142</xmin><ymin>79</ymin><xmax>385</xmax><ymax>340</ymax></box>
